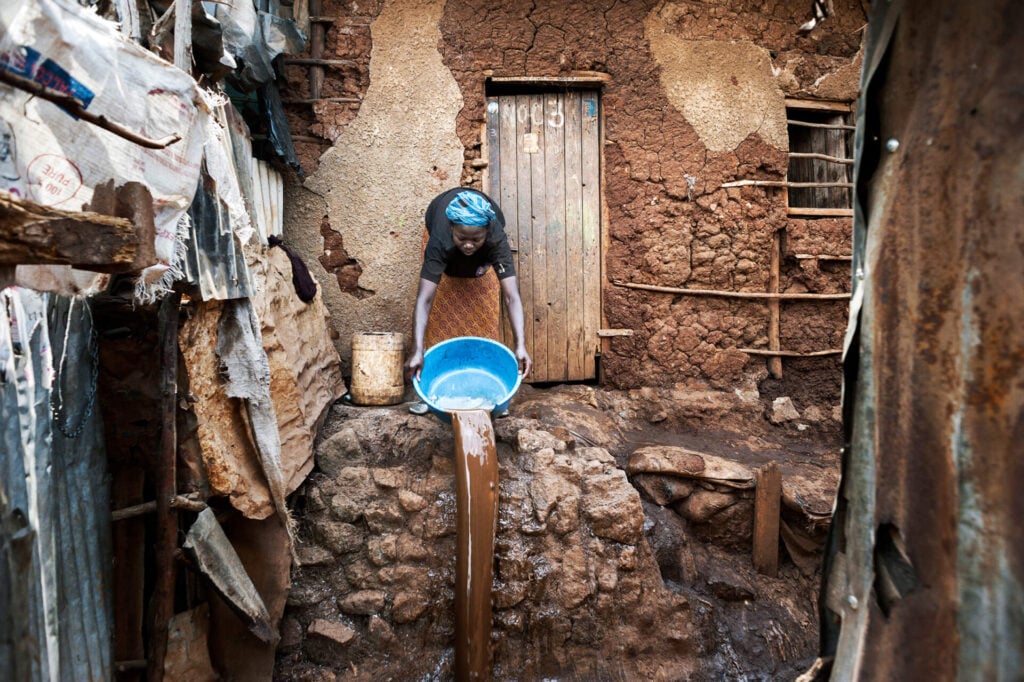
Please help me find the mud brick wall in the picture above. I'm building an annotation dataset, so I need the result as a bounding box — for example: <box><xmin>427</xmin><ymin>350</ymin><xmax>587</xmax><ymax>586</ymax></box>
<box><xmin>282</xmin><ymin>0</ymin><xmax>864</xmax><ymax>397</ymax></box>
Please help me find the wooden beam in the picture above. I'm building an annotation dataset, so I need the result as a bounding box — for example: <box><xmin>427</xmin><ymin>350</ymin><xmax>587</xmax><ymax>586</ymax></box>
<box><xmin>0</xmin><ymin>193</ymin><xmax>143</xmax><ymax>270</ymax></box>
<box><xmin>148</xmin><ymin>293</ymin><xmax>181</xmax><ymax>682</ymax></box>
<box><xmin>786</xmin><ymin>207</ymin><xmax>854</xmax><ymax>217</ymax></box>
<box><xmin>753</xmin><ymin>462</ymin><xmax>782</xmax><ymax>577</ymax></box>
<box><xmin>487</xmin><ymin>72</ymin><xmax>612</xmax><ymax>85</ymax></box>
<box><xmin>173</xmin><ymin>0</ymin><xmax>192</xmax><ymax>72</ymax></box>
<box><xmin>739</xmin><ymin>348</ymin><xmax>843</xmax><ymax>357</ymax></box>
<box><xmin>794</xmin><ymin>253</ymin><xmax>852</xmax><ymax>261</ymax></box>
<box><xmin>308</xmin><ymin>0</ymin><xmax>325</xmax><ymax>100</ymax></box>
<box><xmin>0</xmin><ymin>69</ymin><xmax>181</xmax><ymax>149</ymax></box>
<box><xmin>612</xmin><ymin>280</ymin><xmax>850</xmax><ymax>300</ymax></box>
<box><xmin>597</xmin><ymin>328</ymin><xmax>633</xmax><ymax>337</ymax></box>
<box><xmin>784</xmin><ymin>98</ymin><xmax>853</xmax><ymax>112</ymax></box>
<box><xmin>283</xmin><ymin>58</ymin><xmax>359</xmax><ymax>67</ymax></box>
<box><xmin>786</xmin><ymin>119</ymin><xmax>856</xmax><ymax>131</ymax></box>
<box><xmin>768</xmin><ymin>230</ymin><xmax>782</xmax><ymax>378</ymax></box>
<box><xmin>721</xmin><ymin>180</ymin><xmax>853</xmax><ymax>189</ymax></box>
<box><xmin>788</xmin><ymin>152</ymin><xmax>853</xmax><ymax>165</ymax></box>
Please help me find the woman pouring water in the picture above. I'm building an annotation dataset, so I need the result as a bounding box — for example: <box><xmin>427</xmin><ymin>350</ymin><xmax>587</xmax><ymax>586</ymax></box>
<box><xmin>406</xmin><ymin>188</ymin><xmax>532</xmax><ymax>413</ymax></box>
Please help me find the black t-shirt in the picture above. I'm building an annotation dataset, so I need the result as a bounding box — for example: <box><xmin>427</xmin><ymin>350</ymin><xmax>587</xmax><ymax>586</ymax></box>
<box><xmin>419</xmin><ymin>187</ymin><xmax>517</xmax><ymax>283</ymax></box>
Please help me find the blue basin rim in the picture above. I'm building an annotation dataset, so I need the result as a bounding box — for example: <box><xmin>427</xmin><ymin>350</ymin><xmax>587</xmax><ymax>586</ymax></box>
<box><xmin>412</xmin><ymin>336</ymin><xmax>522</xmax><ymax>414</ymax></box>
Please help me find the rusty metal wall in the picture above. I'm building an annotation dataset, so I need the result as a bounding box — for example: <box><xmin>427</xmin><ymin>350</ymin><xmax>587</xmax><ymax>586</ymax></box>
<box><xmin>822</xmin><ymin>0</ymin><xmax>1024</xmax><ymax>679</ymax></box>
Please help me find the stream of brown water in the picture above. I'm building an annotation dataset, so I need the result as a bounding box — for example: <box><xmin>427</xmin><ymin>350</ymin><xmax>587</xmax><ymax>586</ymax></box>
<box><xmin>450</xmin><ymin>409</ymin><xmax>499</xmax><ymax>681</ymax></box>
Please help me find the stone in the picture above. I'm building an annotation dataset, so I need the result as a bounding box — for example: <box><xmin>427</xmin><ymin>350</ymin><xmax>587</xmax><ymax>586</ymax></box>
<box><xmin>596</xmin><ymin>562</ymin><xmax>619</xmax><ymax>592</ymax></box>
<box><xmin>312</xmin><ymin>520</ymin><xmax>364</xmax><ymax>555</ymax></box>
<box><xmin>628</xmin><ymin>446</ymin><xmax>754</xmax><ymax>488</ymax></box>
<box><xmin>632</xmin><ymin>474</ymin><xmax>696</xmax><ymax>506</ymax></box>
<box><xmin>368</xmin><ymin>615</ymin><xmax>394</xmax><ymax>643</ymax></box>
<box><xmin>618</xmin><ymin>545</ymin><xmax>638</xmax><ymax>571</ymax></box>
<box><xmin>338</xmin><ymin>589</ymin><xmax>386</xmax><ymax>615</ymax></box>
<box><xmin>555</xmin><ymin>545</ymin><xmax>593</xmax><ymax>609</ymax></box>
<box><xmin>530</xmin><ymin>469</ymin><xmax>580</xmax><ymax>526</ymax></box>
<box><xmin>392</xmin><ymin>591</ymin><xmax>429</xmax><ymax>623</ymax></box>
<box><xmin>770</xmin><ymin>396</ymin><xmax>800</xmax><ymax>424</ymax></box>
<box><xmin>517</xmin><ymin>428</ymin><xmax>569</xmax><ymax>453</ymax></box>
<box><xmin>577</xmin><ymin>446</ymin><xmax>615</xmax><ymax>465</ymax></box>
<box><xmin>317</xmin><ymin>428</ymin><xmax>364</xmax><ymax>477</ymax></box>
<box><xmin>801</xmin><ymin>405</ymin><xmax>826</xmax><ymax>423</ymax></box>
<box><xmin>676</xmin><ymin>489</ymin><xmax>738</xmax><ymax>523</ymax></box>
<box><xmin>372</xmin><ymin>467</ymin><xmax>404</xmax><ymax>489</ymax></box>
<box><xmin>364</xmin><ymin>499</ymin><xmax>404</xmax><ymax>533</ymax></box>
<box><xmin>296</xmin><ymin>545</ymin><xmax>335</xmax><ymax>567</ymax></box>
<box><xmin>398</xmin><ymin>489</ymin><xmax>428</xmax><ymax>512</ymax></box>
<box><xmin>366</xmin><ymin>534</ymin><xmax>397</xmax><ymax>566</ymax></box>
<box><xmin>307</xmin><ymin>619</ymin><xmax>355</xmax><ymax>646</ymax></box>
<box><xmin>395</xmin><ymin>534</ymin><xmax>428</xmax><ymax>562</ymax></box>
<box><xmin>279</xmin><ymin>615</ymin><xmax>303</xmax><ymax>650</ymax></box>
<box><xmin>582</xmin><ymin>469</ymin><xmax>645</xmax><ymax>544</ymax></box>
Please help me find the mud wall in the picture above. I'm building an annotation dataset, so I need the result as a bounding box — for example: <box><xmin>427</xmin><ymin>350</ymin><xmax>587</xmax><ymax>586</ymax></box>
<box><xmin>282</xmin><ymin>0</ymin><xmax>864</xmax><ymax>398</ymax></box>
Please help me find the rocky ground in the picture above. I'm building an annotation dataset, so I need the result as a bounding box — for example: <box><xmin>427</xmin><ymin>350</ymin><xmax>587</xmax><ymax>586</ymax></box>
<box><xmin>274</xmin><ymin>383</ymin><xmax>840</xmax><ymax>681</ymax></box>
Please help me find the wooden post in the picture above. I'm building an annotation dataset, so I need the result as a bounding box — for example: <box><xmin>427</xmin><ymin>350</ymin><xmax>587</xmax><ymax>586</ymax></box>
<box><xmin>309</xmin><ymin>0</ymin><xmax>325</xmax><ymax>100</ymax></box>
<box><xmin>753</xmin><ymin>462</ymin><xmax>782</xmax><ymax>577</ymax></box>
<box><xmin>768</xmin><ymin>229</ymin><xmax>783</xmax><ymax>378</ymax></box>
<box><xmin>173</xmin><ymin>0</ymin><xmax>192</xmax><ymax>73</ymax></box>
<box><xmin>147</xmin><ymin>293</ymin><xmax>180</xmax><ymax>682</ymax></box>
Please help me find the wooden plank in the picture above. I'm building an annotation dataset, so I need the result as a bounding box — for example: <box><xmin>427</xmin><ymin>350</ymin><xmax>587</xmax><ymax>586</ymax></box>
<box><xmin>768</xmin><ymin>229</ymin><xmax>782</xmax><ymax>378</ymax></box>
<box><xmin>514</xmin><ymin>95</ymin><xmax>536</xmax><ymax>377</ymax></box>
<box><xmin>486</xmin><ymin>97</ymin><xmax>513</xmax><ymax>347</ymax></box>
<box><xmin>580</xmin><ymin>91</ymin><xmax>601</xmax><ymax>374</ymax></box>
<box><xmin>563</xmin><ymin>91</ymin><xmax>586</xmax><ymax>380</ymax></box>
<box><xmin>753</xmin><ymin>462</ymin><xmax>782</xmax><ymax>577</ymax></box>
<box><xmin>528</xmin><ymin>95</ymin><xmax>549</xmax><ymax>380</ymax></box>
<box><xmin>784</xmin><ymin>98</ymin><xmax>853</xmax><ymax>112</ymax></box>
<box><xmin>786</xmin><ymin>119</ymin><xmax>855</xmax><ymax>131</ymax></box>
<box><xmin>0</xmin><ymin>192</ymin><xmax>142</xmax><ymax>270</ymax></box>
<box><xmin>597</xmin><ymin>329</ymin><xmax>633</xmax><ymax>337</ymax></box>
<box><xmin>488</xmin><ymin>72</ymin><xmax>612</xmax><ymax>85</ymax></box>
<box><xmin>308</xmin><ymin>0</ymin><xmax>324</xmax><ymax>100</ymax></box>
<box><xmin>544</xmin><ymin>93</ymin><xmax>568</xmax><ymax>382</ymax></box>
<box><xmin>786</xmin><ymin>207</ymin><xmax>853</xmax><ymax>217</ymax></box>
<box><xmin>739</xmin><ymin>348</ymin><xmax>843</xmax><ymax>357</ymax></box>
<box><xmin>612</xmin><ymin>280</ymin><xmax>850</xmax><ymax>300</ymax></box>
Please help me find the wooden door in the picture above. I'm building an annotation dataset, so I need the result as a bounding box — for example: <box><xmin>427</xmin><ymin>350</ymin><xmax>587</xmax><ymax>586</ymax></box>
<box><xmin>485</xmin><ymin>90</ymin><xmax>601</xmax><ymax>382</ymax></box>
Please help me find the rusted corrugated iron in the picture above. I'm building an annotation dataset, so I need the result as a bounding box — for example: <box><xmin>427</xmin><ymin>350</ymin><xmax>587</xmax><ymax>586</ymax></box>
<box><xmin>1</xmin><ymin>291</ymin><xmax>112</xmax><ymax>681</ymax></box>
<box><xmin>820</xmin><ymin>0</ymin><xmax>1024</xmax><ymax>679</ymax></box>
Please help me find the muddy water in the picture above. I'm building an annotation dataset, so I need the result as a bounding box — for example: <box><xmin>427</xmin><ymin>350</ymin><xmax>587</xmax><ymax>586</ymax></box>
<box><xmin>450</xmin><ymin>409</ymin><xmax>500</xmax><ymax>681</ymax></box>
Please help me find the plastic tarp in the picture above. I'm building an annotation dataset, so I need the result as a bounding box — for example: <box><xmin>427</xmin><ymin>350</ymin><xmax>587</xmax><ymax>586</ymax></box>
<box><xmin>0</xmin><ymin>0</ymin><xmax>210</xmax><ymax>301</ymax></box>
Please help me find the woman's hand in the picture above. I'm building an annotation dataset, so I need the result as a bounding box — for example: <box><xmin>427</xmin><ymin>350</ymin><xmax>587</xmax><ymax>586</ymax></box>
<box><xmin>515</xmin><ymin>344</ymin><xmax>532</xmax><ymax>378</ymax></box>
<box><xmin>405</xmin><ymin>348</ymin><xmax>424</xmax><ymax>381</ymax></box>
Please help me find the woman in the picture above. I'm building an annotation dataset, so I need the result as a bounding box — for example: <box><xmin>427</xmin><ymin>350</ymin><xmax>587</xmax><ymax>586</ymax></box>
<box><xmin>406</xmin><ymin>188</ymin><xmax>532</xmax><ymax>412</ymax></box>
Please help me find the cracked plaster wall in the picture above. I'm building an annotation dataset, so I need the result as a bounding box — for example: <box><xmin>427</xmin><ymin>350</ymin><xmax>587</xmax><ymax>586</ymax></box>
<box><xmin>294</xmin><ymin>0</ymin><xmax>462</xmax><ymax>367</ymax></box>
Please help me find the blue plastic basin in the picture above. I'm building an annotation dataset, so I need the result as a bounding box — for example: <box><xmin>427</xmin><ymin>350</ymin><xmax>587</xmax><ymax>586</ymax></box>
<box><xmin>413</xmin><ymin>336</ymin><xmax>522</xmax><ymax>422</ymax></box>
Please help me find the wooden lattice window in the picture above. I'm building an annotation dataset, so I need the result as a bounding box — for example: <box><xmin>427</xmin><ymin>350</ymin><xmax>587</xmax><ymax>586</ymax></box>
<box><xmin>786</xmin><ymin>101</ymin><xmax>854</xmax><ymax>215</ymax></box>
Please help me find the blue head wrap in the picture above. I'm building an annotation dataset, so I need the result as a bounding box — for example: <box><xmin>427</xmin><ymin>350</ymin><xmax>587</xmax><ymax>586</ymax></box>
<box><xmin>445</xmin><ymin>191</ymin><xmax>495</xmax><ymax>227</ymax></box>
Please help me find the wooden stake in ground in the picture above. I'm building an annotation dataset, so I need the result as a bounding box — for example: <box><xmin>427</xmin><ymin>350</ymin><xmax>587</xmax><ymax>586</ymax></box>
<box><xmin>753</xmin><ymin>462</ymin><xmax>782</xmax><ymax>577</ymax></box>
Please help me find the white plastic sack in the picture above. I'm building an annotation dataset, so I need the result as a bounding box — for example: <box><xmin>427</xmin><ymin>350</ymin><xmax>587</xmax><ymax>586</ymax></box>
<box><xmin>0</xmin><ymin>0</ymin><xmax>210</xmax><ymax>300</ymax></box>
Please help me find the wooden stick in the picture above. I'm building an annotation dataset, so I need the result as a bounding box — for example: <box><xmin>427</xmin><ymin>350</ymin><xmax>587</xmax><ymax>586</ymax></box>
<box><xmin>111</xmin><ymin>495</ymin><xmax>208</xmax><ymax>522</ymax></box>
<box><xmin>173</xmin><ymin>0</ymin><xmax>191</xmax><ymax>72</ymax></box>
<box><xmin>281</xmin><ymin>97</ymin><xmax>361</xmax><ymax>105</ymax></box>
<box><xmin>721</xmin><ymin>180</ymin><xmax>853</xmax><ymax>189</ymax></box>
<box><xmin>0</xmin><ymin>69</ymin><xmax>181</xmax><ymax>149</ymax></box>
<box><xmin>148</xmin><ymin>293</ymin><xmax>180</xmax><ymax>682</ymax></box>
<box><xmin>308</xmin><ymin>0</ymin><xmax>324</xmax><ymax>100</ymax></box>
<box><xmin>739</xmin><ymin>348</ymin><xmax>843</xmax><ymax>357</ymax></box>
<box><xmin>784</xmin><ymin>98</ymin><xmax>853</xmax><ymax>112</ymax></box>
<box><xmin>786</xmin><ymin>207</ymin><xmax>854</xmax><ymax>217</ymax></box>
<box><xmin>753</xmin><ymin>462</ymin><xmax>781</xmax><ymax>577</ymax></box>
<box><xmin>788</xmin><ymin>152</ymin><xmax>853</xmax><ymax>165</ymax></box>
<box><xmin>786</xmin><ymin>119</ymin><xmax>856</xmax><ymax>131</ymax></box>
<box><xmin>612</xmin><ymin>280</ymin><xmax>850</xmax><ymax>300</ymax></box>
<box><xmin>597</xmin><ymin>328</ymin><xmax>634</xmax><ymax>337</ymax></box>
<box><xmin>283</xmin><ymin>58</ymin><xmax>359</xmax><ymax>67</ymax></box>
<box><xmin>794</xmin><ymin>253</ymin><xmax>852</xmax><ymax>261</ymax></box>
<box><xmin>768</xmin><ymin>230</ymin><xmax>782</xmax><ymax>378</ymax></box>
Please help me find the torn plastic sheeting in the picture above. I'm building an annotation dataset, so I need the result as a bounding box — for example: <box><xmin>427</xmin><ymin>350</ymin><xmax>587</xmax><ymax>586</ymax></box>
<box><xmin>183</xmin><ymin>508</ymin><xmax>277</xmax><ymax>644</ymax></box>
<box><xmin>0</xmin><ymin>0</ymin><xmax>210</xmax><ymax>301</ymax></box>
<box><xmin>207</xmin><ymin>0</ymin><xmax>306</xmax><ymax>92</ymax></box>
<box><xmin>259</xmin><ymin>79</ymin><xmax>303</xmax><ymax>176</ymax></box>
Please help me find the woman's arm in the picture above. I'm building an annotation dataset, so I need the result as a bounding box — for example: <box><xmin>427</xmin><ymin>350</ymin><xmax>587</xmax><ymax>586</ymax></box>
<box><xmin>499</xmin><ymin>275</ymin><xmax>532</xmax><ymax>377</ymax></box>
<box><xmin>406</xmin><ymin>278</ymin><xmax>438</xmax><ymax>379</ymax></box>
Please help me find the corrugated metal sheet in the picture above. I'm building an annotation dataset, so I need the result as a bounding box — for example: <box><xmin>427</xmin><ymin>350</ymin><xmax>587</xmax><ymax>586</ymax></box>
<box><xmin>821</xmin><ymin>0</ymin><xmax>1024</xmax><ymax>679</ymax></box>
<box><xmin>1</xmin><ymin>290</ymin><xmax>112</xmax><ymax>681</ymax></box>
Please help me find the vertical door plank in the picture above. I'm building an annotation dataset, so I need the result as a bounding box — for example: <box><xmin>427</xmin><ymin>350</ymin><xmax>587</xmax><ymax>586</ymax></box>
<box><xmin>492</xmin><ymin>96</ymin><xmax>515</xmax><ymax>348</ymax></box>
<box><xmin>528</xmin><ymin>95</ymin><xmax>549</xmax><ymax>380</ymax></box>
<box><xmin>562</xmin><ymin>91</ymin><xmax>586</xmax><ymax>380</ymax></box>
<box><xmin>544</xmin><ymin>93</ymin><xmax>568</xmax><ymax>382</ymax></box>
<box><xmin>514</xmin><ymin>95</ymin><xmax>537</xmax><ymax>375</ymax></box>
<box><xmin>580</xmin><ymin>91</ymin><xmax>602</xmax><ymax>366</ymax></box>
